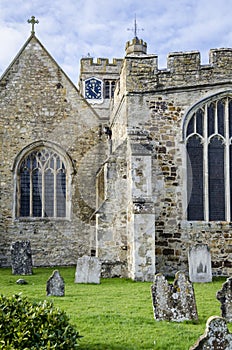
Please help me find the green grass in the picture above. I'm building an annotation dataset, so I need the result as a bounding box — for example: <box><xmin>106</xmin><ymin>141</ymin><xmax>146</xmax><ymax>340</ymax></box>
<box><xmin>0</xmin><ymin>267</ymin><xmax>230</xmax><ymax>350</ymax></box>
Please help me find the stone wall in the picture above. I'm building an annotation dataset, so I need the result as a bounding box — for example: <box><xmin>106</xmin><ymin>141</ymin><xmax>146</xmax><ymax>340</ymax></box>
<box><xmin>109</xmin><ymin>45</ymin><xmax>232</xmax><ymax>277</ymax></box>
<box><xmin>79</xmin><ymin>57</ymin><xmax>122</xmax><ymax>119</ymax></box>
<box><xmin>0</xmin><ymin>36</ymin><xmax>106</xmax><ymax>267</ymax></box>
<box><xmin>1</xmin><ymin>33</ymin><xmax>232</xmax><ymax>278</ymax></box>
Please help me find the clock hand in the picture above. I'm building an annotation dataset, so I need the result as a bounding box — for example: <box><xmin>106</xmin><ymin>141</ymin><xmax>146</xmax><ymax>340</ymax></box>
<box><xmin>91</xmin><ymin>87</ymin><xmax>98</xmax><ymax>95</ymax></box>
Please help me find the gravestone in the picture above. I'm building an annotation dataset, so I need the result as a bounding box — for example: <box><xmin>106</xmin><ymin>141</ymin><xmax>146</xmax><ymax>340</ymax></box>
<box><xmin>190</xmin><ymin>316</ymin><xmax>232</xmax><ymax>349</ymax></box>
<box><xmin>188</xmin><ymin>244</ymin><xmax>212</xmax><ymax>282</ymax></box>
<box><xmin>151</xmin><ymin>271</ymin><xmax>198</xmax><ymax>322</ymax></box>
<box><xmin>75</xmin><ymin>256</ymin><xmax>101</xmax><ymax>284</ymax></box>
<box><xmin>10</xmin><ymin>240</ymin><xmax>33</xmax><ymax>275</ymax></box>
<box><xmin>46</xmin><ymin>270</ymin><xmax>65</xmax><ymax>297</ymax></box>
<box><xmin>217</xmin><ymin>277</ymin><xmax>232</xmax><ymax>322</ymax></box>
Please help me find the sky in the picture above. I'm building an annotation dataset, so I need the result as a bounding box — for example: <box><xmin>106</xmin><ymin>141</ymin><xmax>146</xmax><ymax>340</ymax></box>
<box><xmin>0</xmin><ymin>0</ymin><xmax>232</xmax><ymax>84</ymax></box>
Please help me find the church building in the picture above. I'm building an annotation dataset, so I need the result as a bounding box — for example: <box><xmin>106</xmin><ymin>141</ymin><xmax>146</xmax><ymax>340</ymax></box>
<box><xmin>1</xmin><ymin>17</ymin><xmax>232</xmax><ymax>280</ymax></box>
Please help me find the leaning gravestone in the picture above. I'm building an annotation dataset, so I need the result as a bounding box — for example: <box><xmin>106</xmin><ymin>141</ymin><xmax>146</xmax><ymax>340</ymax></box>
<box><xmin>151</xmin><ymin>271</ymin><xmax>198</xmax><ymax>322</ymax></box>
<box><xmin>188</xmin><ymin>244</ymin><xmax>212</xmax><ymax>282</ymax></box>
<box><xmin>75</xmin><ymin>256</ymin><xmax>101</xmax><ymax>284</ymax></box>
<box><xmin>10</xmin><ymin>240</ymin><xmax>33</xmax><ymax>275</ymax></box>
<box><xmin>189</xmin><ymin>316</ymin><xmax>232</xmax><ymax>349</ymax></box>
<box><xmin>46</xmin><ymin>270</ymin><xmax>65</xmax><ymax>297</ymax></box>
<box><xmin>217</xmin><ymin>277</ymin><xmax>232</xmax><ymax>322</ymax></box>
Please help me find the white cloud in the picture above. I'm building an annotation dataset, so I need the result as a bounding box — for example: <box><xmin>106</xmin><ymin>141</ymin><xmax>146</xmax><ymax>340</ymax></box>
<box><xmin>0</xmin><ymin>0</ymin><xmax>231</xmax><ymax>82</ymax></box>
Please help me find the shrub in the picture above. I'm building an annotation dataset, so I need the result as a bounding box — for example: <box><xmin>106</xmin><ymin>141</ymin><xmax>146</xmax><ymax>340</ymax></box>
<box><xmin>0</xmin><ymin>294</ymin><xmax>82</xmax><ymax>349</ymax></box>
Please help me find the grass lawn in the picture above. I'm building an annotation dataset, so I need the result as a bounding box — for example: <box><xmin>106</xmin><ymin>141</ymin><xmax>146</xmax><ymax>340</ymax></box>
<box><xmin>0</xmin><ymin>267</ymin><xmax>230</xmax><ymax>350</ymax></box>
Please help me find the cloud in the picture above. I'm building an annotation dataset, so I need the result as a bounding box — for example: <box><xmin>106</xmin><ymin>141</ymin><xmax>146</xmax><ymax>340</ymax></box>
<box><xmin>0</xmin><ymin>0</ymin><xmax>231</xmax><ymax>82</ymax></box>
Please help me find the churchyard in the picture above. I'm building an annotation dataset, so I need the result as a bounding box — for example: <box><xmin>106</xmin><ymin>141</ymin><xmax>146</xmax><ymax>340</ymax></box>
<box><xmin>1</xmin><ymin>266</ymin><xmax>232</xmax><ymax>349</ymax></box>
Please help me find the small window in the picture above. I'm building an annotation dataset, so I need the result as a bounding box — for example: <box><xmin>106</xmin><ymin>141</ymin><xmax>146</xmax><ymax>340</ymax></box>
<box><xmin>104</xmin><ymin>80</ymin><xmax>116</xmax><ymax>99</ymax></box>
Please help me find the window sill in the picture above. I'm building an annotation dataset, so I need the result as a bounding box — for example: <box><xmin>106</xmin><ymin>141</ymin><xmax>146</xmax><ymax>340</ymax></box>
<box><xmin>181</xmin><ymin>220</ymin><xmax>232</xmax><ymax>229</ymax></box>
<box><xmin>14</xmin><ymin>217</ymin><xmax>70</xmax><ymax>222</ymax></box>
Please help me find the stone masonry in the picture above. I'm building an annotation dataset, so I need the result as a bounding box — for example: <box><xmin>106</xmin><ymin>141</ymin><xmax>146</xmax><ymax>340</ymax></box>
<box><xmin>1</xmin><ymin>29</ymin><xmax>232</xmax><ymax>279</ymax></box>
<box><xmin>0</xmin><ymin>35</ymin><xmax>105</xmax><ymax>268</ymax></box>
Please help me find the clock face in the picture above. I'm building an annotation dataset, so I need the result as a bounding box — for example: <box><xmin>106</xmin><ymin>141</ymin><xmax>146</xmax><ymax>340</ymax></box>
<box><xmin>84</xmin><ymin>77</ymin><xmax>103</xmax><ymax>102</ymax></box>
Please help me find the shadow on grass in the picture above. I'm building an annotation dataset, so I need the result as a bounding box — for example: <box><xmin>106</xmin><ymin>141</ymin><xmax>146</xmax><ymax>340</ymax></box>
<box><xmin>79</xmin><ymin>343</ymin><xmax>137</xmax><ymax>350</ymax></box>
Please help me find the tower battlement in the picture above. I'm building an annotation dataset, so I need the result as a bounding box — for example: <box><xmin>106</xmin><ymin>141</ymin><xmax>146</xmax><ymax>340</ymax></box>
<box><xmin>166</xmin><ymin>48</ymin><xmax>232</xmax><ymax>72</ymax></box>
<box><xmin>124</xmin><ymin>48</ymin><xmax>232</xmax><ymax>92</ymax></box>
<box><xmin>80</xmin><ymin>57</ymin><xmax>123</xmax><ymax>74</ymax></box>
<box><xmin>125</xmin><ymin>37</ymin><xmax>147</xmax><ymax>56</ymax></box>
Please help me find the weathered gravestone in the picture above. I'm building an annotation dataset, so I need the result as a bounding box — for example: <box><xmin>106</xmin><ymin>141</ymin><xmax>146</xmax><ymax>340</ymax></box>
<box><xmin>46</xmin><ymin>270</ymin><xmax>65</xmax><ymax>297</ymax></box>
<box><xmin>217</xmin><ymin>277</ymin><xmax>232</xmax><ymax>322</ymax></box>
<box><xmin>188</xmin><ymin>244</ymin><xmax>212</xmax><ymax>283</ymax></box>
<box><xmin>10</xmin><ymin>240</ymin><xmax>33</xmax><ymax>275</ymax></box>
<box><xmin>190</xmin><ymin>316</ymin><xmax>232</xmax><ymax>350</ymax></box>
<box><xmin>75</xmin><ymin>256</ymin><xmax>101</xmax><ymax>284</ymax></box>
<box><xmin>151</xmin><ymin>271</ymin><xmax>198</xmax><ymax>322</ymax></box>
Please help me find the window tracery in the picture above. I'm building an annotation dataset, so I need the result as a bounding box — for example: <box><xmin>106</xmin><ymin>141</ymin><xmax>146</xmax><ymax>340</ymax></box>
<box><xmin>17</xmin><ymin>147</ymin><xmax>67</xmax><ymax>218</ymax></box>
<box><xmin>185</xmin><ymin>96</ymin><xmax>232</xmax><ymax>221</ymax></box>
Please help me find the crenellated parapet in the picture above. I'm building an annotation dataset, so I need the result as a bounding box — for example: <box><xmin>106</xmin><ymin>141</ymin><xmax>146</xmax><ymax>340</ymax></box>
<box><xmin>125</xmin><ymin>37</ymin><xmax>147</xmax><ymax>56</ymax></box>
<box><xmin>209</xmin><ymin>48</ymin><xmax>232</xmax><ymax>66</ymax></box>
<box><xmin>167</xmin><ymin>48</ymin><xmax>232</xmax><ymax>72</ymax></box>
<box><xmin>124</xmin><ymin>48</ymin><xmax>232</xmax><ymax>92</ymax></box>
<box><xmin>167</xmin><ymin>51</ymin><xmax>201</xmax><ymax>72</ymax></box>
<box><xmin>80</xmin><ymin>57</ymin><xmax>123</xmax><ymax>74</ymax></box>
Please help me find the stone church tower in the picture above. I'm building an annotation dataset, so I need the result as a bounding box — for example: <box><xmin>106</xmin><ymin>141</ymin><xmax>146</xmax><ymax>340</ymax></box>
<box><xmin>1</xmin><ymin>19</ymin><xmax>232</xmax><ymax>280</ymax></box>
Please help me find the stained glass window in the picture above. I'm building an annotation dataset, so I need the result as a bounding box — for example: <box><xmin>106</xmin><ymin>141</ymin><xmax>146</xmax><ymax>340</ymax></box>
<box><xmin>185</xmin><ymin>96</ymin><xmax>232</xmax><ymax>221</ymax></box>
<box><xmin>18</xmin><ymin>148</ymin><xmax>67</xmax><ymax>218</ymax></box>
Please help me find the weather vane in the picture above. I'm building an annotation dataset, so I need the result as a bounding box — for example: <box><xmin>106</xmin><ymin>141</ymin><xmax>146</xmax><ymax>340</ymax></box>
<box><xmin>127</xmin><ymin>14</ymin><xmax>144</xmax><ymax>38</ymax></box>
<box><xmin>27</xmin><ymin>16</ymin><xmax>39</xmax><ymax>35</ymax></box>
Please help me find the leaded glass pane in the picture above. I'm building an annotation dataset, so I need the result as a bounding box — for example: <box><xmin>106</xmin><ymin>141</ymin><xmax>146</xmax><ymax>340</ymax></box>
<box><xmin>208</xmin><ymin>103</ymin><xmax>215</xmax><ymax>137</ymax></box>
<box><xmin>187</xmin><ymin>136</ymin><xmax>204</xmax><ymax>220</ymax></box>
<box><xmin>208</xmin><ymin>137</ymin><xmax>225</xmax><ymax>221</ymax></box>
<box><xmin>111</xmin><ymin>81</ymin><xmax>116</xmax><ymax>97</ymax></box>
<box><xmin>229</xmin><ymin>100</ymin><xmax>232</xmax><ymax>138</ymax></box>
<box><xmin>196</xmin><ymin>109</ymin><xmax>203</xmax><ymax>136</ymax></box>
<box><xmin>187</xmin><ymin>116</ymin><xmax>194</xmax><ymax>136</ymax></box>
<box><xmin>56</xmin><ymin>170</ymin><xmax>66</xmax><ymax>217</ymax></box>
<box><xmin>32</xmin><ymin>170</ymin><xmax>42</xmax><ymax>217</ymax></box>
<box><xmin>217</xmin><ymin>100</ymin><xmax>225</xmax><ymax>137</ymax></box>
<box><xmin>104</xmin><ymin>81</ymin><xmax>110</xmax><ymax>99</ymax></box>
<box><xmin>44</xmin><ymin>169</ymin><xmax>54</xmax><ymax>217</ymax></box>
<box><xmin>230</xmin><ymin>145</ymin><xmax>232</xmax><ymax>220</ymax></box>
<box><xmin>20</xmin><ymin>169</ymin><xmax>30</xmax><ymax>217</ymax></box>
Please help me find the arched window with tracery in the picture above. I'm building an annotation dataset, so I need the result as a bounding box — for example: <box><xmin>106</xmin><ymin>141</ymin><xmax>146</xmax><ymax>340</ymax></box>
<box><xmin>15</xmin><ymin>144</ymin><xmax>72</xmax><ymax>219</ymax></box>
<box><xmin>185</xmin><ymin>94</ymin><xmax>232</xmax><ymax>221</ymax></box>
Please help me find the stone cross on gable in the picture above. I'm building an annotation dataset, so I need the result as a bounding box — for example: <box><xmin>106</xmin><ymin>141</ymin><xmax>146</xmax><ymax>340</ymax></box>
<box><xmin>28</xmin><ymin>16</ymin><xmax>39</xmax><ymax>35</ymax></box>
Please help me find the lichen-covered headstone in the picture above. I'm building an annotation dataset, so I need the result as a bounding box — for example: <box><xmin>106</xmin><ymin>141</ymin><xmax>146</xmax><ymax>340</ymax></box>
<box><xmin>188</xmin><ymin>244</ymin><xmax>212</xmax><ymax>282</ymax></box>
<box><xmin>217</xmin><ymin>277</ymin><xmax>232</xmax><ymax>322</ymax></box>
<box><xmin>190</xmin><ymin>316</ymin><xmax>232</xmax><ymax>350</ymax></box>
<box><xmin>151</xmin><ymin>271</ymin><xmax>198</xmax><ymax>322</ymax></box>
<box><xmin>10</xmin><ymin>240</ymin><xmax>33</xmax><ymax>275</ymax></box>
<box><xmin>46</xmin><ymin>270</ymin><xmax>65</xmax><ymax>297</ymax></box>
<box><xmin>75</xmin><ymin>256</ymin><xmax>101</xmax><ymax>284</ymax></box>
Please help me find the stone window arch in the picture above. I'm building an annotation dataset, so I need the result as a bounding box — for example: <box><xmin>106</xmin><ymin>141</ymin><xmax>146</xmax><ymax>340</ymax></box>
<box><xmin>13</xmin><ymin>141</ymin><xmax>73</xmax><ymax>219</ymax></box>
<box><xmin>184</xmin><ymin>92</ymin><xmax>232</xmax><ymax>221</ymax></box>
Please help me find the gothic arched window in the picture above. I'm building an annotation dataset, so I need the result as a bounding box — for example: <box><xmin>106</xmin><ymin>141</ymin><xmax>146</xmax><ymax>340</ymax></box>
<box><xmin>185</xmin><ymin>95</ymin><xmax>232</xmax><ymax>221</ymax></box>
<box><xmin>15</xmin><ymin>144</ymin><xmax>72</xmax><ymax>219</ymax></box>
